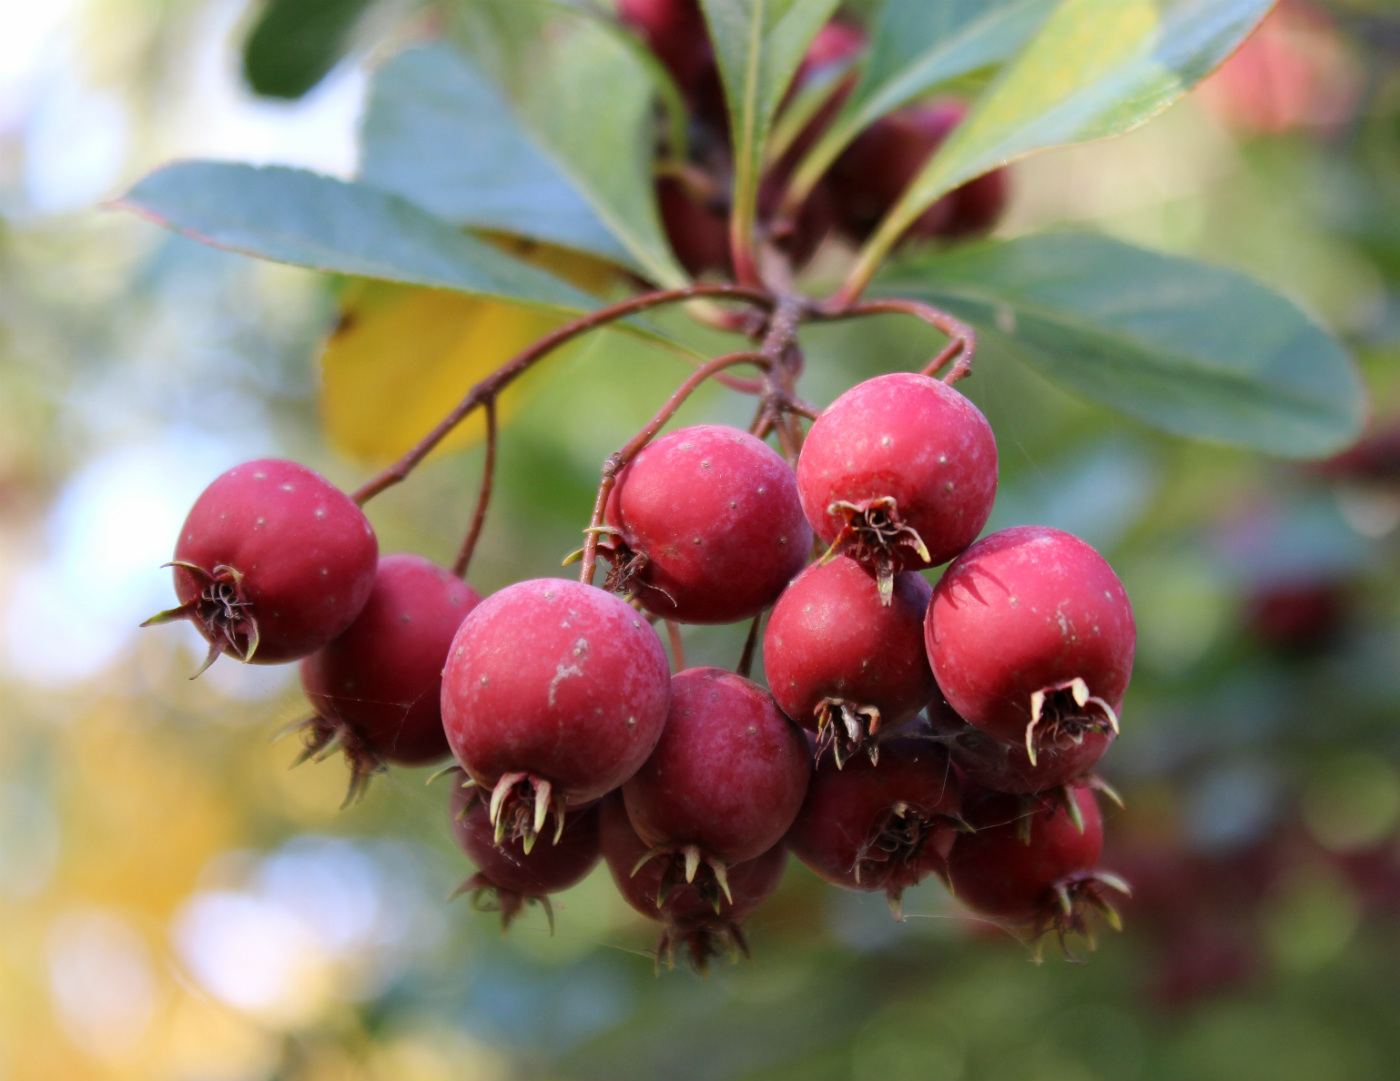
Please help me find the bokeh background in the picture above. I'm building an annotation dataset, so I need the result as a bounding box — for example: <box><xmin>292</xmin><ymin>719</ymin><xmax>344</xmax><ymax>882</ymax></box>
<box><xmin>4</xmin><ymin>1</ymin><xmax>1400</xmax><ymax>1078</ymax></box>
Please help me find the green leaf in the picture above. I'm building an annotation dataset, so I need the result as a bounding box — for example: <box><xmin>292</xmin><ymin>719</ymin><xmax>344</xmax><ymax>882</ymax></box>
<box><xmin>452</xmin><ymin>0</ymin><xmax>688</xmax><ymax>286</ymax></box>
<box><xmin>788</xmin><ymin>0</ymin><xmax>1055</xmax><ymax>208</ymax></box>
<box><xmin>241</xmin><ymin>0</ymin><xmax>375</xmax><ymax>99</ymax></box>
<box><xmin>114</xmin><ymin>162</ymin><xmax>596</xmax><ymax>313</ymax></box>
<box><xmin>699</xmin><ymin>0</ymin><xmax>840</xmax><ymax>277</ymax></box>
<box><xmin>878</xmin><ymin>233</ymin><xmax>1366</xmax><ymax>458</ymax></box>
<box><xmin>358</xmin><ymin>44</ymin><xmax>638</xmax><ymax>269</ymax></box>
<box><xmin>844</xmin><ymin>0</ymin><xmax>1276</xmax><ymax>295</ymax></box>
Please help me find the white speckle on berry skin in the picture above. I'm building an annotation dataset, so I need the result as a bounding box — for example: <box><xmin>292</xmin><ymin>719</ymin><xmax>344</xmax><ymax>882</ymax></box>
<box><xmin>315</xmin><ymin>508</ymin><xmax>326</xmax><ymax>519</ymax></box>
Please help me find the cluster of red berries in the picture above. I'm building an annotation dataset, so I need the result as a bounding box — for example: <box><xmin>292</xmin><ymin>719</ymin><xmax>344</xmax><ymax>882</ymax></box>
<box><xmin>622</xmin><ymin>0</ymin><xmax>1010</xmax><ymax>278</ymax></box>
<box><xmin>150</xmin><ymin>363</ymin><xmax>1135</xmax><ymax>970</ymax></box>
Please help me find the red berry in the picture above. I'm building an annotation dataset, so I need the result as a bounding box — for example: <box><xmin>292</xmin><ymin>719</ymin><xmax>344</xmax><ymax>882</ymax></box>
<box><xmin>947</xmin><ymin>785</ymin><xmax>1127</xmax><ymax>940</ymax></box>
<box><xmin>1246</xmin><ymin>580</ymin><xmax>1347</xmax><ymax>652</ymax></box>
<box><xmin>603</xmin><ymin>425</ymin><xmax>812</xmax><ymax>624</ymax></box>
<box><xmin>298</xmin><ymin>554</ymin><xmax>481</xmax><ymax>802</ymax></box>
<box><xmin>622</xmin><ymin>667</ymin><xmax>810</xmax><ymax>899</ymax></box>
<box><xmin>450</xmin><ymin>783</ymin><xmax>601</xmax><ymax>932</ymax></box>
<box><xmin>796</xmin><ymin>373</ymin><xmax>997</xmax><ymax>595</ymax></box>
<box><xmin>600</xmin><ymin>794</ymin><xmax>787</xmax><ymax>972</ymax></box>
<box><xmin>145</xmin><ymin>458</ymin><xmax>378</xmax><ymax>670</ymax></box>
<box><xmin>657</xmin><ymin>176</ymin><xmax>732</xmax><ymax>278</ymax></box>
<box><xmin>830</xmin><ymin>101</ymin><xmax>1010</xmax><ymax>245</ymax></box>
<box><xmin>441</xmin><ymin>579</ymin><xmax>671</xmax><ymax>848</ymax></box>
<box><xmin>617</xmin><ymin>0</ymin><xmax>714</xmax><ymax>93</ymax></box>
<box><xmin>787</xmin><ymin>738</ymin><xmax>960</xmax><ymax>916</ymax></box>
<box><xmin>927</xmin><ymin>695</ymin><xmax>1114</xmax><ymax>796</ymax></box>
<box><xmin>763</xmin><ymin>556</ymin><xmax>936</xmax><ymax>765</ymax></box>
<box><xmin>925</xmin><ymin>526</ymin><xmax>1134</xmax><ymax>760</ymax></box>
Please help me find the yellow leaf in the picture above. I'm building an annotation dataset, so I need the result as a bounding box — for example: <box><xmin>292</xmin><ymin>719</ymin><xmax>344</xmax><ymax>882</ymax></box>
<box><xmin>320</xmin><ymin>239</ymin><xmax>621</xmax><ymax>464</ymax></box>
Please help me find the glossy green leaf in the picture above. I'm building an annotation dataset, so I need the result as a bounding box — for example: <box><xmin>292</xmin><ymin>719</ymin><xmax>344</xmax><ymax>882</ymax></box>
<box><xmin>845</xmin><ymin>0</ymin><xmax>1277</xmax><ymax>294</ymax></box>
<box><xmin>115</xmin><ymin>162</ymin><xmax>596</xmax><ymax>313</ymax></box>
<box><xmin>699</xmin><ymin>0</ymin><xmax>840</xmax><ymax>274</ymax></box>
<box><xmin>241</xmin><ymin>0</ymin><xmax>375</xmax><ymax>99</ymax></box>
<box><xmin>452</xmin><ymin>0</ymin><xmax>687</xmax><ymax>286</ymax></box>
<box><xmin>357</xmin><ymin>44</ymin><xmax>637</xmax><ymax>269</ymax></box>
<box><xmin>878</xmin><ymin>233</ymin><xmax>1366</xmax><ymax>458</ymax></box>
<box><xmin>787</xmin><ymin>0</ymin><xmax>1055</xmax><ymax>208</ymax></box>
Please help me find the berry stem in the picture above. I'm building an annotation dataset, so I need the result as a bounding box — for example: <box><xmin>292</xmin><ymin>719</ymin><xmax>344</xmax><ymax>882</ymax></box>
<box><xmin>452</xmin><ymin>395</ymin><xmax>498</xmax><ymax>579</ymax></box>
<box><xmin>814</xmin><ymin>298</ymin><xmax>977</xmax><ymax>383</ymax></box>
<box><xmin>350</xmin><ymin>284</ymin><xmax>775</xmax><ymax>505</ymax></box>
<box><xmin>736</xmin><ymin>613</ymin><xmax>762</xmax><ymax>679</ymax></box>
<box><xmin>665</xmin><ymin>619</ymin><xmax>686</xmax><ymax>671</ymax></box>
<box><xmin>578</xmin><ymin>349</ymin><xmax>770</xmax><ymax>586</ymax></box>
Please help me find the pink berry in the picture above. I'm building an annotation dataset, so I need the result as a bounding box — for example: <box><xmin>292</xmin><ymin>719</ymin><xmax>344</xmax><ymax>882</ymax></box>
<box><xmin>947</xmin><ymin>785</ymin><xmax>1128</xmax><ymax>941</ymax></box>
<box><xmin>796</xmin><ymin>373</ymin><xmax>997</xmax><ymax>595</ymax></box>
<box><xmin>603</xmin><ymin>425</ymin><xmax>812</xmax><ymax>624</ymax></box>
<box><xmin>450</xmin><ymin>782</ymin><xmax>601</xmax><ymax>932</ymax></box>
<box><xmin>622</xmin><ymin>667</ymin><xmax>810</xmax><ymax>900</ymax></box>
<box><xmin>786</xmin><ymin>738</ymin><xmax>960</xmax><ymax>916</ymax></box>
<box><xmin>441</xmin><ymin>579</ymin><xmax>671</xmax><ymax>849</ymax></box>
<box><xmin>763</xmin><ymin>556</ymin><xmax>936</xmax><ymax>765</ymax></box>
<box><xmin>298</xmin><ymin>554</ymin><xmax>481</xmax><ymax>803</ymax></box>
<box><xmin>145</xmin><ymin>458</ymin><xmax>378</xmax><ymax>671</ymax></box>
<box><xmin>600</xmin><ymin>794</ymin><xmax>787</xmax><ymax>972</ymax></box>
<box><xmin>925</xmin><ymin>526</ymin><xmax>1135</xmax><ymax>761</ymax></box>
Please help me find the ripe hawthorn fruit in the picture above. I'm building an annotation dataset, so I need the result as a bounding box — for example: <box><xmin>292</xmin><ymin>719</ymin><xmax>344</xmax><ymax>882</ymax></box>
<box><xmin>622</xmin><ymin>667</ymin><xmax>810</xmax><ymax>903</ymax></box>
<box><xmin>763</xmin><ymin>555</ymin><xmax>936</xmax><ymax>766</ymax></box>
<box><xmin>925</xmin><ymin>525</ymin><xmax>1134</xmax><ymax>763</ymax></box>
<box><xmin>602</xmin><ymin>424</ymin><xmax>812</xmax><ymax>624</ymax></box>
<box><xmin>796</xmin><ymin>372</ymin><xmax>997</xmax><ymax>597</ymax></box>
<box><xmin>601</xmin><ymin>794</ymin><xmax>787</xmax><ymax>972</ymax></box>
<box><xmin>829</xmin><ymin>100</ymin><xmax>1010</xmax><ymax>245</ymax></box>
<box><xmin>450</xmin><ymin>782</ymin><xmax>601</xmax><ymax>932</ymax></box>
<box><xmin>926</xmin><ymin>694</ymin><xmax>1114</xmax><ymax>796</ymax></box>
<box><xmin>617</xmin><ymin>0</ymin><xmax>713</xmax><ymax>94</ymax></box>
<box><xmin>787</xmin><ymin>737</ymin><xmax>961</xmax><ymax>917</ymax></box>
<box><xmin>145</xmin><ymin>458</ymin><xmax>378</xmax><ymax>671</ymax></box>
<box><xmin>298</xmin><ymin>553</ymin><xmax>481</xmax><ymax>803</ymax></box>
<box><xmin>948</xmin><ymin>785</ymin><xmax>1128</xmax><ymax>945</ymax></box>
<box><xmin>441</xmin><ymin>578</ymin><xmax>671</xmax><ymax>849</ymax></box>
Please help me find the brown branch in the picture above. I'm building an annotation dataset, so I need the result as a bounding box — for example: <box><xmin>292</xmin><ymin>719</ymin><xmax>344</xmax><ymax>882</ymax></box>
<box><xmin>451</xmin><ymin>396</ymin><xmax>498</xmax><ymax>579</ymax></box>
<box><xmin>350</xmin><ymin>283</ymin><xmax>775</xmax><ymax>505</ymax></box>
<box><xmin>814</xmin><ymin>298</ymin><xmax>976</xmax><ymax>384</ymax></box>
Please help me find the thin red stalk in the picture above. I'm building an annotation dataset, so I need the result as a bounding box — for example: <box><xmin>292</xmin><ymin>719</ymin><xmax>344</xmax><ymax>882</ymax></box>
<box><xmin>350</xmin><ymin>284</ymin><xmax>774</xmax><ymax>505</ymax></box>
<box><xmin>451</xmin><ymin>396</ymin><xmax>498</xmax><ymax>579</ymax></box>
<box><xmin>736</xmin><ymin>613</ymin><xmax>762</xmax><ymax>680</ymax></box>
<box><xmin>665</xmin><ymin>620</ymin><xmax>686</xmax><ymax>672</ymax></box>
<box><xmin>578</xmin><ymin>350</ymin><xmax>771</xmax><ymax>586</ymax></box>
<box><xmin>815</xmin><ymin>298</ymin><xmax>976</xmax><ymax>383</ymax></box>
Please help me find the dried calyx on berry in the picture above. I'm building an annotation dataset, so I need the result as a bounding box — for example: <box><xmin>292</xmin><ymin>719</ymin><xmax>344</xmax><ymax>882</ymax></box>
<box><xmin>144</xmin><ymin>458</ymin><xmax>378</xmax><ymax>673</ymax></box>
<box><xmin>450</xmin><ymin>782</ymin><xmax>601</xmax><ymax>933</ymax></box>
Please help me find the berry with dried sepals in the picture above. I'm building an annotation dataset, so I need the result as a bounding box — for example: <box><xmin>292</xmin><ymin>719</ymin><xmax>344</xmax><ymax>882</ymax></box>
<box><xmin>947</xmin><ymin>784</ymin><xmax>1128</xmax><ymax>945</ymax></box>
<box><xmin>796</xmin><ymin>372</ymin><xmax>997</xmax><ymax>597</ymax></box>
<box><xmin>764</xmin><ymin>555</ymin><xmax>936</xmax><ymax>766</ymax></box>
<box><xmin>144</xmin><ymin>458</ymin><xmax>378</xmax><ymax>672</ymax></box>
<box><xmin>622</xmin><ymin>667</ymin><xmax>810</xmax><ymax>904</ymax></box>
<box><xmin>925</xmin><ymin>525</ymin><xmax>1134</xmax><ymax>763</ymax></box>
<box><xmin>298</xmin><ymin>553</ymin><xmax>481</xmax><ymax>804</ymax></box>
<box><xmin>787</xmin><ymin>737</ymin><xmax>961</xmax><ymax>917</ymax></box>
<box><xmin>601</xmin><ymin>794</ymin><xmax>787</xmax><ymax>972</ymax></box>
<box><xmin>441</xmin><ymin>579</ymin><xmax>671</xmax><ymax>849</ymax></box>
<box><xmin>449</xmin><ymin>782</ymin><xmax>601</xmax><ymax>933</ymax></box>
<box><xmin>602</xmin><ymin>425</ymin><xmax>812</xmax><ymax>624</ymax></box>
<box><xmin>829</xmin><ymin>100</ymin><xmax>1010</xmax><ymax>244</ymax></box>
<box><xmin>926</xmin><ymin>694</ymin><xmax>1115</xmax><ymax>796</ymax></box>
